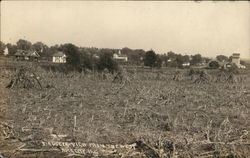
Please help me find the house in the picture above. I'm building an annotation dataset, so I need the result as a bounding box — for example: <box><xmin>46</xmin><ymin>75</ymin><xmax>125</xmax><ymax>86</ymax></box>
<box><xmin>52</xmin><ymin>51</ymin><xmax>66</xmax><ymax>63</ymax></box>
<box><xmin>182</xmin><ymin>62</ymin><xmax>190</xmax><ymax>67</ymax></box>
<box><xmin>230</xmin><ymin>53</ymin><xmax>246</xmax><ymax>69</ymax></box>
<box><xmin>231</xmin><ymin>53</ymin><xmax>240</xmax><ymax>67</ymax></box>
<box><xmin>113</xmin><ymin>50</ymin><xmax>128</xmax><ymax>62</ymax></box>
<box><xmin>3</xmin><ymin>47</ymin><xmax>9</xmax><ymax>56</ymax></box>
<box><xmin>14</xmin><ymin>50</ymin><xmax>40</xmax><ymax>61</ymax></box>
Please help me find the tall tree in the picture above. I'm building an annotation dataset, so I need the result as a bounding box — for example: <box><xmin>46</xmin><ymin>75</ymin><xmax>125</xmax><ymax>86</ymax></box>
<box><xmin>32</xmin><ymin>42</ymin><xmax>49</xmax><ymax>53</ymax></box>
<box><xmin>209</xmin><ymin>61</ymin><xmax>220</xmax><ymax>69</ymax></box>
<box><xmin>97</xmin><ymin>52</ymin><xmax>118</xmax><ymax>73</ymax></box>
<box><xmin>60</xmin><ymin>43</ymin><xmax>81</xmax><ymax>69</ymax></box>
<box><xmin>144</xmin><ymin>50</ymin><xmax>158</xmax><ymax>67</ymax></box>
<box><xmin>16</xmin><ymin>39</ymin><xmax>32</xmax><ymax>50</ymax></box>
<box><xmin>190</xmin><ymin>54</ymin><xmax>202</xmax><ymax>66</ymax></box>
<box><xmin>216</xmin><ymin>55</ymin><xmax>229</xmax><ymax>62</ymax></box>
<box><xmin>79</xmin><ymin>49</ymin><xmax>94</xmax><ymax>70</ymax></box>
<box><xmin>0</xmin><ymin>41</ymin><xmax>5</xmax><ymax>55</ymax></box>
<box><xmin>6</xmin><ymin>43</ymin><xmax>17</xmax><ymax>56</ymax></box>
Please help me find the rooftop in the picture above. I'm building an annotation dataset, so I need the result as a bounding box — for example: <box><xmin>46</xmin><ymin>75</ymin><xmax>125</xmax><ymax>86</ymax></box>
<box><xmin>53</xmin><ymin>51</ymin><xmax>66</xmax><ymax>57</ymax></box>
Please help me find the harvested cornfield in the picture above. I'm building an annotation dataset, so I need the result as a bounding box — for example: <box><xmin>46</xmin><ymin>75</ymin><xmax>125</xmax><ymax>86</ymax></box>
<box><xmin>1</xmin><ymin>64</ymin><xmax>250</xmax><ymax>158</ymax></box>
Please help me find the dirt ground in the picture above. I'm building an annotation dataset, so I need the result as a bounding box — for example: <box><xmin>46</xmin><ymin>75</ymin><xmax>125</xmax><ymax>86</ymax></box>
<box><xmin>0</xmin><ymin>64</ymin><xmax>250</xmax><ymax>158</ymax></box>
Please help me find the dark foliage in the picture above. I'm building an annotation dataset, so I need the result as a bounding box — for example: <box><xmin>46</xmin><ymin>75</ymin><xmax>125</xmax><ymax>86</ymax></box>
<box><xmin>216</xmin><ymin>55</ymin><xmax>229</xmax><ymax>62</ymax></box>
<box><xmin>190</xmin><ymin>54</ymin><xmax>202</xmax><ymax>66</ymax></box>
<box><xmin>60</xmin><ymin>43</ymin><xmax>81</xmax><ymax>70</ymax></box>
<box><xmin>144</xmin><ymin>50</ymin><xmax>161</xmax><ymax>68</ymax></box>
<box><xmin>16</xmin><ymin>39</ymin><xmax>32</xmax><ymax>51</ymax></box>
<box><xmin>209</xmin><ymin>61</ymin><xmax>220</xmax><ymax>69</ymax></box>
<box><xmin>97</xmin><ymin>52</ymin><xmax>118</xmax><ymax>73</ymax></box>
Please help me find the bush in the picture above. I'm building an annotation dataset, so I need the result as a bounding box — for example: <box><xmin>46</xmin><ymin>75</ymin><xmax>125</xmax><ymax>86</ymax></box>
<box><xmin>97</xmin><ymin>52</ymin><xmax>118</xmax><ymax>73</ymax></box>
<box><xmin>143</xmin><ymin>50</ymin><xmax>162</xmax><ymax>68</ymax></box>
<box><xmin>208</xmin><ymin>61</ymin><xmax>220</xmax><ymax>69</ymax></box>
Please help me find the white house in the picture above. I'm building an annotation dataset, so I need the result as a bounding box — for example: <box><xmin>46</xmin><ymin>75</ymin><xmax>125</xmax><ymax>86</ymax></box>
<box><xmin>3</xmin><ymin>47</ymin><xmax>9</xmax><ymax>56</ymax></box>
<box><xmin>231</xmin><ymin>53</ymin><xmax>240</xmax><ymax>67</ymax></box>
<box><xmin>113</xmin><ymin>50</ymin><xmax>128</xmax><ymax>62</ymax></box>
<box><xmin>182</xmin><ymin>62</ymin><xmax>190</xmax><ymax>67</ymax></box>
<box><xmin>231</xmin><ymin>53</ymin><xmax>245</xmax><ymax>69</ymax></box>
<box><xmin>52</xmin><ymin>51</ymin><xmax>66</xmax><ymax>63</ymax></box>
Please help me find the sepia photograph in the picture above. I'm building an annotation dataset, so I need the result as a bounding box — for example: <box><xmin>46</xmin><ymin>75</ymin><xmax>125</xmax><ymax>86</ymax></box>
<box><xmin>0</xmin><ymin>1</ymin><xmax>250</xmax><ymax>158</ymax></box>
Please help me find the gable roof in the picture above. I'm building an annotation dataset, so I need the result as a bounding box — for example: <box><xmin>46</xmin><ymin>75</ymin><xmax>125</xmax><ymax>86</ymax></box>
<box><xmin>53</xmin><ymin>51</ymin><xmax>66</xmax><ymax>57</ymax></box>
<box><xmin>26</xmin><ymin>50</ymin><xmax>40</xmax><ymax>57</ymax></box>
<box><xmin>14</xmin><ymin>50</ymin><xmax>40</xmax><ymax>57</ymax></box>
<box><xmin>15</xmin><ymin>50</ymin><xmax>25</xmax><ymax>56</ymax></box>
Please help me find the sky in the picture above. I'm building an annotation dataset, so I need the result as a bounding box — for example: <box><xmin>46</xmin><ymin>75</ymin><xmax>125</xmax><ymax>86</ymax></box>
<box><xmin>1</xmin><ymin>1</ymin><xmax>249</xmax><ymax>59</ymax></box>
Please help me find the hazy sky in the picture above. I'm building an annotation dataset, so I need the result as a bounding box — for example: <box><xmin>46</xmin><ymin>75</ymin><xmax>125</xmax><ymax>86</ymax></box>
<box><xmin>1</xmin><ymin>1</ymin><xmax>249</xmax><ymax>58</ymax></box>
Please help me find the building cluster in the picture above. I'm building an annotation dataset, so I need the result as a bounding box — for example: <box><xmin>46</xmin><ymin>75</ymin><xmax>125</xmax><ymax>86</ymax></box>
<box><xmin>3</xmin><ymin>48</ymin><xmax>129</xmax><ymax>64</ymax></box>
<box><xmin>113</xmin><ymin>50</ymin><xmax>128</xmax><ymax>62</ymax></box>
<box><xmin>1</xmin><ymin>47</ymin><xmax>246</xmax><ymax>69</ymax></box>
<box><xmin>10</xmin><ymin>49</ymin><xmax>67</xmax><ymax>63</ymax></box>
<box><xmin>208</xmin><ymin>53</ymin><xmax>246</xmax><ymax>69</ymax></box>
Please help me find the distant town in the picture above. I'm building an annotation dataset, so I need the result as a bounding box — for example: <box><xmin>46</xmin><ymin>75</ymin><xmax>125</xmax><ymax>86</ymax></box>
<box><xmin>0</xmin><ymin>39</ymin><xmax>248</xmax><ymax>71</ymax></box>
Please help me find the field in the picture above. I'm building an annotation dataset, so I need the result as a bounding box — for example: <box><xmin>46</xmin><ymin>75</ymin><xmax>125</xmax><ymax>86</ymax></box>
<box><xmin>0</xmin><ymin>61</ymin><xmax>250</xmax><ymax>158</ymax></box>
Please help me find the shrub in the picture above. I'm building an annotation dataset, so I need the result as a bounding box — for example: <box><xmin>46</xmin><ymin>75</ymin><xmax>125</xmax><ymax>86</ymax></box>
<box><xmin>97</xmin><ymin>52</ymin><xmax>118</xmax><ymax>73</ymax></box>
<box><xmin>209</xmin><ymin>61</ymin><xmax>220</xmax><ymax>69</ymax></box>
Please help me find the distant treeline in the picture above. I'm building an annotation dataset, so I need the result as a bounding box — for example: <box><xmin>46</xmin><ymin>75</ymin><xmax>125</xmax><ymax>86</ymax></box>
<box><xmin>0</xmin><ymin>39</ymin><xmax>241</xmax><ymax>72</ymax></box>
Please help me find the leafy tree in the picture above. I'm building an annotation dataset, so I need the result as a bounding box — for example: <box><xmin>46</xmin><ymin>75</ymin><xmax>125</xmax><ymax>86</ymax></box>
<box><xmin>216</xmin><ymin>55</ymin><xmax>229</xmax><ymax>62</ymax></box>
<box><xmin>6</xmin><ymin>43</ymin><xmax>17</xmax><ymax>56</ymax></box>
<box><xmin>190</xmin><ymin>54</ymin><xmax>202</xmax><ymax>65</ymax></box>
<box><xmin>164</xmin><ymin>52</ymin><xmax>190</xmax><ymax>68</ymax></box>
<box><xmin>155</xmin><ymin>55</ymin><xmax>162</xmax><ymax>68</ymax></box>
<box><xmin>79</xmin><ymin>50</ymin><xmax>94</xmax><ymax>70</ymax></box>
<box><xmin>167</xmin><ymin>51</ymin><xmax>176</xmax><ymax>59</ymax></box>
<box><xmin>209</xmin><ymin>61</ymin><xmax>220</xmax><ymax>69</ymax></box>
<box><xmin>144</xmin><ymin>50</ymin><xmax>158</xmax><ymax>67</ymax></box>
<box><xmin>0</xmin><ymin>41</ymin><xmax>5</xmax><ymax>55</ymax></box>
<box><xmin>97</xmin><ymin>52</ymin><xmax>118</xmax><ymax>73</ymax></box>
<box><xmin>128</xmin><ymin>49</ymin><xmax>145</xmax><ymax>65</ymax></box>
<box><xmin>16</xmin><ymin>39</ymin><xmax>32</xmax><ymax>50</ymax></box>
<box><xmin>60</xmin><ymin>43</ymin><xmax>81</xmax><ymax>69</ymax></box>
<box><xmin>32</xmin><ymin>42</ymin><xmax>49</xmax><ymax>53</ymax></box>
<box><xmin>121</xmin><ymin>47</ymin><xmax>133</xmax><ymax>55</ymax></box>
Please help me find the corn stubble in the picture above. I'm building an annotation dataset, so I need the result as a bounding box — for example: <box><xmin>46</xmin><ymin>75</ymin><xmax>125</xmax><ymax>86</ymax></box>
<box><xmin>0</xmin><ymin>66</ymin><xmax>250</xmax><ymax>158</ymax></box>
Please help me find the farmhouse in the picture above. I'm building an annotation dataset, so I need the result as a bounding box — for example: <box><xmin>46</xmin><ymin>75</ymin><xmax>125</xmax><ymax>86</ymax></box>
<box><xmin>113</xmin><ymin>50</ymin><xmax>128</xmax><ymax>62</ymax></box>
<box><xmin>15</xmin><ymin>50</ymin><xmax>40</xmax><ymax>61</ymax></box>
<box><xmin>52</xmin><ymin>51</ymin><xmax>67</xmax><ymax>63</ymax></box>
<box><xmin>231</xmin><ymin>53</ymin><xmax>240</xmax><ymax>67</ymax></box>
<box><xmin>3</xmin><ymin>47</ymin><xmax>9</xmax><ymax>56</ymax></box>
<box><xmin>230</xmin><ymin>53</ymin><xmax>246</xmax><ymax>69</ymax></box>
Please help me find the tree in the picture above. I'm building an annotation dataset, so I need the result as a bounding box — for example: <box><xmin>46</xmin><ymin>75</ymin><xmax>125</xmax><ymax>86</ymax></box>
<box><xmin>6</xmin><ymin>43</ymin><xmax>17</xmax><ymax>56</ymax></box>
<box><xmin>128</xmin><ymin>49</ymin><xmax>145</xmax><ymax>65</ymax></box>
<box><xmin>60</xmin><ymin>43</ymin><xmax>81</xmax><ymax>69</ymax></box>
<box><xmin>209</xmin><ymin>61</ymin><xmax>220</xmax><ymax>69</ymax></box>
<box><xmin>216</xmin><ymin>55</ymin><xmax>229</xmax><ymax>62</ymax></box>
<box><xmin>97</xmin><ymin>52</ymin><xmax>118</xmax><ymax>73</ymax></box>
<box><xmin>16</xmin><ymin>39</ymin><xmax>32</xmax><ymax>50</ymax></box>
<box><xmin>155</xmin><ymin>55</ymin><xmax>162</xmax><ymax>68</ymax></box>
<box><xmin>190</xmin><ymin>54</ymin><xmax>202</xmax><ymax>65</ymax></box>
<box><xmin>144</xmin><ymin>50</ymin><xmax>158</xmax><ymax>67</ymax></box>
<box><xmin>32</xmin><ymin>42</ymin><xmax>49</xmax><ymax>53</ymax></box>
<box><xmin>79</xmin><ymin>50</ymin><xmax>94</xmax><ymax>70</ymax></box>
<box><xmin>164</xmin><ymin>52</ymin><xmax>190</xmax><ymax>68</ymax></box>
<box><xmin>0</xmin><ymin>41</ymin><xmax>5</xmax><ymax>55</ymax></box>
